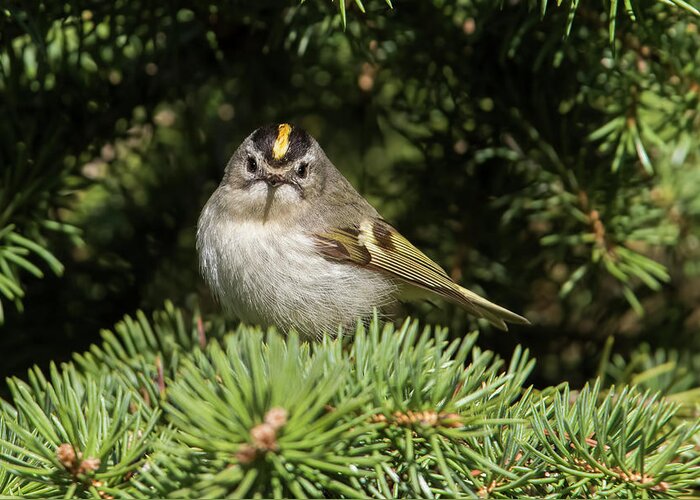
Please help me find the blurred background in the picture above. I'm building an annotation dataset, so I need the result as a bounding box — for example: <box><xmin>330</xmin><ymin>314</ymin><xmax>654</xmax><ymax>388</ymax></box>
<box><xmin>1</xmin><ymin>1</ymin><xmax>700</xmax><ymax>394</ymax></box>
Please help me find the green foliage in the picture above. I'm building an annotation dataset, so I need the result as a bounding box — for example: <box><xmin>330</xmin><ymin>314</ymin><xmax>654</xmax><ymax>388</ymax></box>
<box><xmin>533</xmin><ymin>0</ymin><xmax>700</xmax><ymax>38</ymax></box>
<box><xmin>0</xmin><ymin>367</ymin><xmax>161</xmax><ymax>497</ymax></box>
<box><xmin>0</xmin><ymin>307</ymin><xmax>698</xmax><ymax>497</ymax></box>
<box><xmin>601</xmin><ymin>338</ymin><xmax>700</xmax><ymax>408</ymax></box>
<box><xmin>2</xmin><ymin>0</ymin><xmax>700</xmax><ymax>381</ymax></box>
<box><xmin>2</xmin><ymin>0</ymin><xmax>700</xmax><ymax>496</ymax></box>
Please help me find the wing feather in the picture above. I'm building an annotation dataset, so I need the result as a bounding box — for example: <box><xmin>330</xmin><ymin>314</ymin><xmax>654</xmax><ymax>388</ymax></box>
<box><xmin>314</xmin><ymin>219</ymin><xmax>529</xmax><ymax>330</ymax></box>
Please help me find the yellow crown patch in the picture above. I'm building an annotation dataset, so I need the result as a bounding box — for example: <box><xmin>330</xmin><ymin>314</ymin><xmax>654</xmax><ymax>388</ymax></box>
<box><xmin>272</xmin><ymin>123</ymin><xmax>292</xmax><ymax>160</ymax></box>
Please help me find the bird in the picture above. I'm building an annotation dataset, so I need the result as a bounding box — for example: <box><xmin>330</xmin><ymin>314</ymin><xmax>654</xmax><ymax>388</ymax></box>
<box><xmin>197</xmin><ymin>123</ymin><xmax>529</xmax><ymax>339</ymax></box>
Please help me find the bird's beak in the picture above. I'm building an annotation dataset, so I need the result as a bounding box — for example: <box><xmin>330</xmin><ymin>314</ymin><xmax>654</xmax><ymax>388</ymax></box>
<box><xmin>264</xmin><ymin>174</ymin><xmax>286</xmax><ymax>188</ymax></box>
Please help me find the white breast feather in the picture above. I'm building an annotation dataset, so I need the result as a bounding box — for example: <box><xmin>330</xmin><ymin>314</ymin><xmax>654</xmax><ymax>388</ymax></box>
<box><xmin>197</xmin><ymin>206</ymin><xmax>396</xmax><ymax>338</ymax></box>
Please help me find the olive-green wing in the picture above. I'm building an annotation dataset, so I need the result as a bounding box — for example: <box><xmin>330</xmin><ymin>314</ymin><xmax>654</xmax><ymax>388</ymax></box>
<box><xmin>314</xmin><ymin>219</ymin><xmax>529</xmax><ymax>331</ymax></box>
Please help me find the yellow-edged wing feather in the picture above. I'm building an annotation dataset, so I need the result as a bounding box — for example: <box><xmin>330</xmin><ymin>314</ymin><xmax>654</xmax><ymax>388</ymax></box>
<box><xmin>314</xmin><ymin>219</ymin><xmax>529</xmax><ymax>331</ymax></box>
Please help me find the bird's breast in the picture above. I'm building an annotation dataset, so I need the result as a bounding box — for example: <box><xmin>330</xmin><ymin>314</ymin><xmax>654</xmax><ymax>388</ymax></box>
<box><xmin>197</xmin><ymin>213</ymin><xmax>396</xmax><ymax>337</ymax></box>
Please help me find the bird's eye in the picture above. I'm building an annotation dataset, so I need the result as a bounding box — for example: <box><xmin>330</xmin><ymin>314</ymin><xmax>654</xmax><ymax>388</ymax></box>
<box><xmin>295</xmin><ymin>162</ymin><xmax>309</xmax><ymax>179</ymax></box>
<box><xmin>246</xmin><ymin>156</ymin><xmax>258</xmax><ymax>174</ymax></box>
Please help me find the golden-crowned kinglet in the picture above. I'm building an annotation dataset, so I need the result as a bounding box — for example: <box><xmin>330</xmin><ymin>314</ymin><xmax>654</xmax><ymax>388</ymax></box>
<box><xmin>197</xmin><ymin>123</ymin><xmax>528</xmax><ymax>338</ymax></box>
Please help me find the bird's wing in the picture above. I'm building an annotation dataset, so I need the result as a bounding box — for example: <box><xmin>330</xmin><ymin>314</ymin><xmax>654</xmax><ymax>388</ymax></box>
<box><xmin>313</xmin><ymin>218</ymin><xmax>529</xmax><ymax>331</ymax></box>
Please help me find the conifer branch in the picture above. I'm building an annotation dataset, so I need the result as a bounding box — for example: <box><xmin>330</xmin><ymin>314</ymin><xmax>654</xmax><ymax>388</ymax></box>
<box><xmin>1</xmin><ymin>306</ymin><xmax>698</xmax><ymax>497</ymax></box>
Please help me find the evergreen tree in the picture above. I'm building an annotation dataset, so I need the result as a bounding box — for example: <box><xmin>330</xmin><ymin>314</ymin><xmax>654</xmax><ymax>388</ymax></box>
<box><xmin>1</xmin><ymin>0</ymin><xmax>699</xmax><ymax>496</ymax></box>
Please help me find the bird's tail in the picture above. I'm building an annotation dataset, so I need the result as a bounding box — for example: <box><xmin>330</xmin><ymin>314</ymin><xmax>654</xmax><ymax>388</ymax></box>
<box><xmin>454</xmin><ymin>285</ymin><xmax>530</xmax><ymax>331</ymax></box>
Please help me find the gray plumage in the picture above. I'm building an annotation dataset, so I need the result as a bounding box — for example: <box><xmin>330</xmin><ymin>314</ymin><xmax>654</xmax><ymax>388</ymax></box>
<box><xmin>197</xmin><ymin>124</ymin><xmax>528</xmax><ymax>339</ymax></box>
